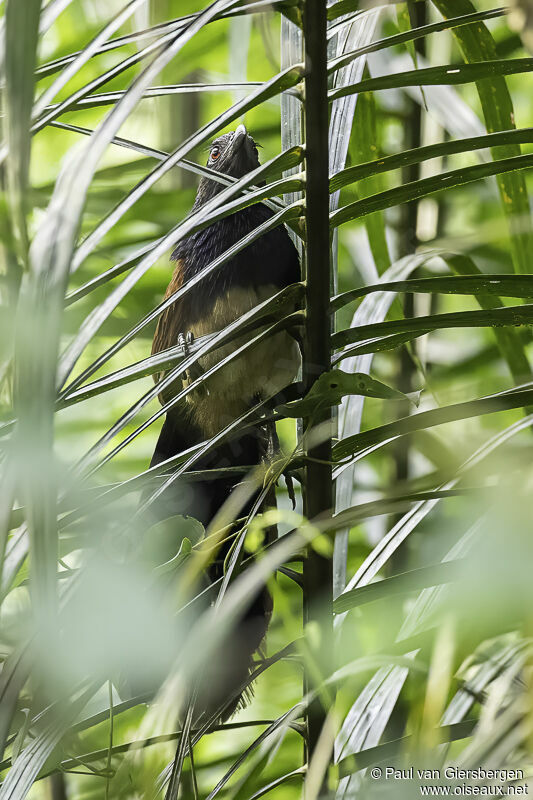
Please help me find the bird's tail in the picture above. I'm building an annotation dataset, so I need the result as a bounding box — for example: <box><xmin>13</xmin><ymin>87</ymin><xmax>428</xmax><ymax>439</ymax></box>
<box><xmin>147</xmin><ymin>412</ymin><xmax>274</xmax><ymax>722</ymax></box>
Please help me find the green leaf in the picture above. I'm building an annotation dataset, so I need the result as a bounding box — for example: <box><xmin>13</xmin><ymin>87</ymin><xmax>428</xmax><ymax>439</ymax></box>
<box><xmin>145</xmin><ymin>516</ymin><xmax>204</xmax><ymax>574</ymax></box>
<box><xmin>334</xmin><ymin>253</ymin><xmax>435</xmax><ymax>597</ymax></box>
<box><xmin>32</xmin><ymin>0</ymin><xmax>150</xmax><ymax>122</ymax></box>
<box><xmin>331</xmin><ymin>489</ymin><xmax>473</xmax><ymax>534</ymax></box>
<box><xmin>333</xmin><ymin>303</ymin><xmax>533</xmax><ymax>349</ymax></box>
<box><xmin>35</xmin><ymin>1</ymin><xmax>298</xmax><ymax>81</ymax></box>
<box><xmin>350</xmin><ymin>86</ymin><xmax>391</xmax><ymax>271</ymax></box>
<box><xmin>397</xmin><ymin>2</ymin><xmax>419</xmax><ymax>69</ymax></box>
<box><xmin>203</xmin><ymin>708</ymin><xmax>301</xmax><ymax>800</ymax></box>
<box><xmin>246</xmin><ymin>768</ymin><xmax>305</xmax><ymax>800</ymax></box>
<box><xmin>4</xmin><ymin>0</ymin><xmax>41</xmax><ymax>267</ymax></box>
<box><xmin>80</xmin><ymin>308</ymin><xmax>303</xmax><ymax>474</ymax></box>
<box><xmin>337</xmin><ymin>720</ymin><xmax>476</xmax><ymax>776</ymax></box>
<box><xmin>333</xmin><ymin>560</ymin><xmax>463</xmax><ymax>613</ymax></box>
<box><xmin>329</xmin><ymin>57</ymin><xmax>533</xmax><ymax>101</ymax></box>
<box><xmin>0</xmin><ymin>685</ymin><xmax>96</xmax><ymax>800</ymax></box>
<box><xmin>60</xmin><ymin>282</ymin><xmax>302</xmax><ymax>406</ymax></box>
<box><xmin>338</xmin><ymin>413</ymin><xmax>533</xmax><ymax>599</ymax></box>
<box><xmin>10</xmin><ymin>709</ymin><xmax>30</xmax><ymax>765</ymax></box>
<box><xmin>328</xmin><ymin>7</ymin><xmax>506</xmax><ymax>74</ymax></box>
<box><xmin>443</xmin><ymin>253</ymin><xmax>532</xmax><ymax>387</ymax></box>
<box><xmin>276</xmin><ymin>369</ymin><xmax>417</xmax><ymax>419</ymax></box>
<box><xmin>331</xmin><ymin>152</ymin><xmax>533</xmax><ymax>227</ymax></box>
<box><xmin>432</xmin><ymin>0</ymin><xmax>533</xmax><ymax>275</ymax></box>
<box><xmin>330</xmin><ymin>127</ymin><xmax>533</xmax><ymax>193</ymax></box>
<box><xmin>31</xmin><ymin>3</ymin><xmax>244</xmax><ymax>137</ymax></box>
<box><xmin>59</xmin><ymin>212</ymin><xmax>303</xmax><ymax>400</ymax></box>
<box><xmin>40</xmin><ymin>82</ymin><xmax>266</xmax><ymax>115</ymax></box>
<box><xmin>333</xmin><ymin>386</ymin><xmax>533</xmax><ymax>462</ymax></box>
<box><xmin>332</xmin><ymin>273</ymin><xmax>533</xmax><ymax>311</ymax></box>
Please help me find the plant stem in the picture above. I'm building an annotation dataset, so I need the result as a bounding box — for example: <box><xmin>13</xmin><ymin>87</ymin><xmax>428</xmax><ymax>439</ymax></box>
<box><xmin>302</xmin><ymin>0</ymin><xmax>334</xmax><ymax>793</ymax></box>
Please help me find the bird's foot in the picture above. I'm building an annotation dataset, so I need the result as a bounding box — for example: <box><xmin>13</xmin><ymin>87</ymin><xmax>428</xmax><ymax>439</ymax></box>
<box><xmin>178</xmin><ymin>331</ymin><xmax>194</xmax><ymax>357</ymax></box>
<box><xmin>178</xmin><ymin>331</ymin><xmax>206</xmax><ymax>392</ymax></box>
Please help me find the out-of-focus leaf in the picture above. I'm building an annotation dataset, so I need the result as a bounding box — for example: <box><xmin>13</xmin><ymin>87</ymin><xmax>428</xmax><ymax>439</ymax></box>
<box><xmin>336</xmin><ymin>663</ymin><xmax>410</xmax><ymax>798</ymax></box>
<box><xmin>203</xmin><ymin>707</ymin><xmax>302</xmax><ymax>800</ymax></box>
<box><xmin>334</xmin><ymin>560</ymin><xmax>463</xmax><ymax>613</ymax></box>
<box><xmin>0</xmin><ymin>648</ymin><xmax>31</xmax><ymax>763</ymax></box>
<box><xmin>337</xmin><ymin>719</ymin><xmax>476</xmax><ymax>777</ymax></box>
<box><xmin>335</xmin><ymin>408</ymin><xmax>532</xmax><ymax>793</ymax></box>
<box><xmin>32</xmin><ymin>0</ymin><xmax>149</xmax><ymax>120</ymax></box>
<box><xmin>0</xmin><ymin>685</ymin><xmax>96</xmax><ymax>800</ymax></box>
<box><xmin>338</xmin><ymin>413</ymin><xmax>533</xmax><ymax>599</ymax></box>
<box><xmin>441</xmin><ymin>639</ymin><xmax>527</xmax><ymax>730</ymax></box>
<box><xmin>4</xmin><ymin>0</ymin><xmax>41</xmax><ymax>266</ymax></box>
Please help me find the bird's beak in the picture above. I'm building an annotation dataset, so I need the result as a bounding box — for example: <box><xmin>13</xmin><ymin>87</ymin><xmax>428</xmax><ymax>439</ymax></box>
<box><xmin>233</xmin><ymin>123</ymin><xmax>247</xmax><ymax>146</ymax></box>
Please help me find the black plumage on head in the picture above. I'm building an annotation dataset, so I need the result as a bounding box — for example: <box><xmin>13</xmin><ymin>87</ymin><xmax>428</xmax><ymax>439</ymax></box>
<box><xmin>171</xmin><ymin>124</ymin><xmax>300</xmax><ymax>319</ymax></box>
<box><xmin>193</xmin><ymin>124</ymin><xmax>261</xmax><ymax>209</ymax></box>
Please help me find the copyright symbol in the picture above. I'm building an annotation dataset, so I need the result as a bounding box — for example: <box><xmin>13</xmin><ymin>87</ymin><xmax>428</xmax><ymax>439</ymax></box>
<box><xmin>370</xmin><ymin>767</ymin><xmax>382</xmax><ymax>779</ymax></box>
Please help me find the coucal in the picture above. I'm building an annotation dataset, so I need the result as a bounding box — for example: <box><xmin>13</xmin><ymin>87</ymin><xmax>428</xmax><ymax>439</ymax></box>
<box><xmin>149</xmin><ymin>124</ymin><xmax>300</xmax><ymax>720</ymax></box>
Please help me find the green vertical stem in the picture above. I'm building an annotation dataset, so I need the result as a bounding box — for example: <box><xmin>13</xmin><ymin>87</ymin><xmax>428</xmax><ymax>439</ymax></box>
<box><xmin>49</xmin><ymin>774</ymin><xmax>68</xmax><ymax>800</ymax></box>
<box><xmin>302</xmin><ymin>0</ymin><xmax>334</xmax><ymax>789</ymax></box>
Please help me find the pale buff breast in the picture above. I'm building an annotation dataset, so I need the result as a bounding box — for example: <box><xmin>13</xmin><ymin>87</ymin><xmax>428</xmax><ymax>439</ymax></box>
<box><xmin>185</xmin><ymin>285</ymin><xmax>300</xmax><ymax>437</ymax></box>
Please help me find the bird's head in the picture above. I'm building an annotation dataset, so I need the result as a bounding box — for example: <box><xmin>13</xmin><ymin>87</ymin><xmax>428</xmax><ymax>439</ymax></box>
<box><xmin>194</xmin><ymin>124</ymin><xmax>260</xmax><ymax>207</ymax></box>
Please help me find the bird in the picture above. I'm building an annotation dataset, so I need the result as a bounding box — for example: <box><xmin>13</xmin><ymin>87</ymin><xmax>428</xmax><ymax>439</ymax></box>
<box><xmin>148</xmin><ymin>124</ymin><xmax>301</xmax><ymax>722</ymax></box>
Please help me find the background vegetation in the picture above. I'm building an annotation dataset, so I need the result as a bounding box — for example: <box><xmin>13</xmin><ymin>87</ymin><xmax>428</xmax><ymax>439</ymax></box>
<box><xmin>1</xmin><ymin>0</ymin><xmax>533</xmax><ymax>798</ymax></box>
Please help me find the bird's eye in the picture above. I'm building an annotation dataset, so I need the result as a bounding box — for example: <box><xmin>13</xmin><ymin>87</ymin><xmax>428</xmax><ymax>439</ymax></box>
<box><xmin>211</xmin><ymin>146</ymin><xmax>221</xmax><ymax>160</ymax></box>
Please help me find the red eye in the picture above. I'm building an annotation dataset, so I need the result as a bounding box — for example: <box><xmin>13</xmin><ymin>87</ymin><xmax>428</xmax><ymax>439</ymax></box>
<box><xmin>211</xmin><ymin>147</ymin><xmax>220</xmax><ymax>160</ymax></box>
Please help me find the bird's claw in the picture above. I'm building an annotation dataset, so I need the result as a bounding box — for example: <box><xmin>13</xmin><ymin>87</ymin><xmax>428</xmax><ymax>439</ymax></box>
<box><xmin>178</xmin><ymin>331</ymin><xmax>194</xmax><ymax>356</ymax></box>
<box><xmin>178</xmin><ymin>331</ymin><xmax>206</xmax><ymax>392</ymax></box>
